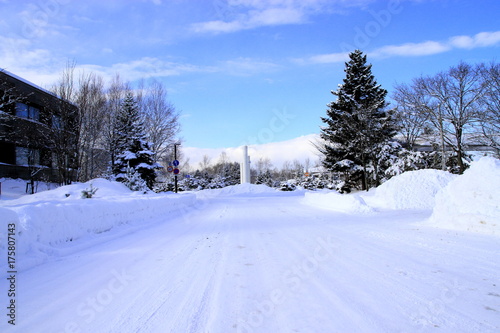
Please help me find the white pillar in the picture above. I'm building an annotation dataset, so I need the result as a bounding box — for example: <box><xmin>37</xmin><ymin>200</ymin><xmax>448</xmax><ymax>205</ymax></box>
<box><xmin>241</xmin><ymin>146</ymin><xmax>251</xmax><ymax>184</ymax></box>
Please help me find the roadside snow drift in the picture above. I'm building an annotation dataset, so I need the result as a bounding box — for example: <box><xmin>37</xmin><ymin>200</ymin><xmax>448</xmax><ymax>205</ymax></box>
<box><xmin>197</xmin><ymin>183</ymin><xmax>281</xmax><ymax>198</ymax></box>
<box><xmin>429</xmin><ymin>157</ymin><xmax>500</xmax><ymax>235</ymax></box>
<box><xmin>370</xmin><ymin>169</ymin><xmax>457</xmax><ymax>210</ymax></box>
<box><xmin>303</xmin><ymin>191</ymin><xmax>373</xmax><ymax>214</ymax></box>
<box><xmin>0</xmin><ymin>179</ymin><xmax>196</xmax><ymax>270</ymax></box>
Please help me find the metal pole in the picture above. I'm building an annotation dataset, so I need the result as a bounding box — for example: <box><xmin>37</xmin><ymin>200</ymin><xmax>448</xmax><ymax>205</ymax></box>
<box><xmin>174</xmin><ymin>144</ymin><xmax>178</xmax><ymax>193</ymax></box>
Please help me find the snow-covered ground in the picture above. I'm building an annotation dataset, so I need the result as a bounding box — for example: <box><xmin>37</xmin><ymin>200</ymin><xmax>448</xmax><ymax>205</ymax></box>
<box><xmin>0</xmin><ymin>158</ymin><xmax>499</xmax><ymax>332</ymax></box>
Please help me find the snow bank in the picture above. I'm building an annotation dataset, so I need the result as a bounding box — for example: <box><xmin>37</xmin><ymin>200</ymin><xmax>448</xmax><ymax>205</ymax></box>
<box><xmin>0</xmin><ymin>178</ymin><xmax>59</xmax><ymax>200</ymax></box>
<box><xmin>0</xmin><ymin>179</ymin><xmax>196</xmax><ymax>270</ymax></box>
<box><xmin>303</xmin><ymin>191</ymin><xmax>373</xmax><ymax>214</ymax></box>
<box><xmin>197</xmin><ymin>183</ymin><xmax>280</xmax><ymax>198</ymax></box>
<box><xmin>428</xmin><ymin>157</ymin><xmax>500</xmax><ymax>235</ymax></box>
<box><xmin>368</xmin><ymin>169</ymin><xmax>457</xmax><ymax>210</ymax></box>
<box><xmin>3</xmin><ymin>178</ymin><xmax>133</xmax><ymax>204</ymax></box>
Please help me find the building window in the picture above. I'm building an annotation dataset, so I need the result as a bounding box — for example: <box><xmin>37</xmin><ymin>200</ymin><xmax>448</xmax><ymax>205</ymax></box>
<box><xmin>52</xmin><ymin>115</ymin><xmax>62</xmax><ymax>129</ymax></box>
<box><xmin>15</xmin><ymin>147</ymin><xmax>40</xmax><ymax>166</ymax></box>
<box><xmin>15</xmin><ymin>102</ymin><xmax>40</xmax><ymax>121</ymax></box>
<box><xmin>15</xmin><ymin>102</ymin><xmax>28</xmax><ymax>118</ymax></box>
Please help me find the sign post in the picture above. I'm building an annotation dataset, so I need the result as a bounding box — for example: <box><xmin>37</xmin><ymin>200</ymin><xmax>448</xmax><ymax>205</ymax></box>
<box><xmin>174</xmin><ymin>143</ymin><xmax>180</xmax><ymax>193</ymax></box>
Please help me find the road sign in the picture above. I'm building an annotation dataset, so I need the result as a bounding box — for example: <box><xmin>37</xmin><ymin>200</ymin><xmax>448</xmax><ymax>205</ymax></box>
<box><xmin>173</xmin><ymin>168</ymin><xmax>180</xmax><ymax>175</ymax></box>
<box><xmin>167</xmin><ymin>166</ymin><xmax>174</xmax><ymax>173</ymax></box>
<box><xmin>172</xmin><ymin>160</ymin><xmax>180</xmax><ymax>167</ymax></box>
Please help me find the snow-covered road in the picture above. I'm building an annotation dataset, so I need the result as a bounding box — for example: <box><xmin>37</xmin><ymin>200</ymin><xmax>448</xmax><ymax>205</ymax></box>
<box><xmin>5</xmin><ymin>191</ymin><xmax>500</xmax><ymax>333</ymax></box>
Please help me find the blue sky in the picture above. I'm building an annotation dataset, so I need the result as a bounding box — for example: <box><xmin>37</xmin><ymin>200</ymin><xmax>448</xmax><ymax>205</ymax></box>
<box><xmin>1</xmin><ymin>0</ymin><xmax>499</xmax><ymax>149</ymax></box>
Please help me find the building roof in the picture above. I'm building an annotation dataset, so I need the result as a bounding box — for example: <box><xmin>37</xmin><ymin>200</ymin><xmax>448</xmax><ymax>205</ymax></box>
<box><xmin>0</xmin><ymin>69</ymin><xmax>77</xmax><ymax>107</ymax></box>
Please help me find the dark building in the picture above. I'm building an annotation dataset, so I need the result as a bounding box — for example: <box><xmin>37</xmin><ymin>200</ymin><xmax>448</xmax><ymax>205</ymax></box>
<box><xmin>0</xmin><ymin>70</ymin><xmax>78</xmax><ymax>185</ymax></box>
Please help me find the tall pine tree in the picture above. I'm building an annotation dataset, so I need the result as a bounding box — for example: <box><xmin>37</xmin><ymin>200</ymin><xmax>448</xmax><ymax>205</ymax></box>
<box><xmin>113</xmin><ymin>93</ymin><xmax>161</xmax><ymax>190</ymax></box>
<box><xmin>319</xmin><ymin>50</ymin><xmax>397</xmax><ymax>191</ymax></box>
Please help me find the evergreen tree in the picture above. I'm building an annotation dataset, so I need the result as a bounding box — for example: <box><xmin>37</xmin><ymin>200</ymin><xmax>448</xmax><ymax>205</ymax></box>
<box><xmin>113</xmin><ymin>93</ymin><xmax>161</xmax><ymax>189</ymax></box>
<box><xmin>319</xmin><ymin>50</ymin><xmax>397</xmax><ymax>190</ymax></box>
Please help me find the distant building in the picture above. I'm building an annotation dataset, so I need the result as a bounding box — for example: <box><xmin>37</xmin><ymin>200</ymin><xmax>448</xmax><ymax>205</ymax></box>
<box><xmin>0</xmin><ymin>70</ymin><xmax>78</xmax><ymax>185</ymax></box>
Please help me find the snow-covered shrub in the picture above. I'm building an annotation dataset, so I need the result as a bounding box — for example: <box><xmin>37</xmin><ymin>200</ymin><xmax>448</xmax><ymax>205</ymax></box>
<box><xmin>81</xmin><ymin>183</ymin><xmax>98</xmax><ymax>199</ymax></box>
<box><xmin>335</xmin><ymin>181</ymin><xmax>351</xmax><ymax>194</ymax></box>
<box><xmin>122</xmin><ymin>166</ymin><xmax>148</xmax><ymax>192</ymax></box>
<box><xmin>178</xmin><ymin>176</ymin><xmax>199</xmax><ymax>191</ymax></box>
<box><xmin>207</xmin><ymin>175</ymin><xmax>227</xmax><ymax>189</ymax></box>
<box><xmin>385</xmin><ymin>148</ymin><xmax>431</xmax><ymax>177</ymax></box>
<box><xmin>153</xmin><ymin>182</ymin><xmax>175</xmax><ymax>193</ymax></box>
<box><xmin>255</xmin><ymin>170</ymin><xmax>278</xmax><ymax>188</ymax></box>
<box><xmin>279</xmin><ymin>180</ymin><xmax>296</xmax><ymax>191</ymax></box>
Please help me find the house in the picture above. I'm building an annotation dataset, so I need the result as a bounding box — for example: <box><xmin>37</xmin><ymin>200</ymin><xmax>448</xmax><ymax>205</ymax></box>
<box><xmin>0</xmin><ymin>70</ymin><xmax>78</xmax><ymax>186</ymax></box>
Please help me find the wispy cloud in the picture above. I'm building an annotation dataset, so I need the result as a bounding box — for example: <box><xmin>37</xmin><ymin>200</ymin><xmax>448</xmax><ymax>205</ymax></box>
<box><xmin>1</xmin><ymin>33</ymin><xmax>278</xmax><ymax>86</ymax></box>
<box><xmin>0</xmin><ymin>38</ymin><xmax>211</xmax><ymax>86</ymax></box>
<box><xmin>80</xmin><ymin>57</ymin><xmax>215</xmax><ymax>82</ymax></box>
<box><xmin>191</xmin><ymin>0</ymin><xmax>373</xmax><ymax>34</ymax></box>
<box><xmin>191</xmin><ymin>6</ymin><xmax>306</xmax><ymax>34</ymax></box>
<box><xmin>220</xmin><ymin>57</ymin><xmax>280</xmax><ymax>76</ymax></box>
<box><xmin>0</xmin><ymin>36</ymin><xmax>64</xmax><ymax>85</ymax></box>
<box><xmin>371</xmin><ymin>40</ymin><xmax>451</xmax><ymax>57</ymax></box>
<box><xmin>299</xmin><ymin>31</ymin><xmax>500</xmax><ymax>64</ymax></box>
<box><xmin>79</xmin><ymin>56</ymin><xmax>278</xmax><ymax>82</ymax></box>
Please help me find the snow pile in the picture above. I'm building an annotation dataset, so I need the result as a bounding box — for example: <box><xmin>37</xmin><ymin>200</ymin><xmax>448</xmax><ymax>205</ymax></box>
<box><xmin>369</xmin><ymin>169</ymin><xmax>457</xmax><ymax>210</ymax></box>
<box><xmin>303</xmin><ymin>190</ymin><xmax>373</xmax><ymax>214</ymax></box>
<box><xmin>0</xmin><ymin>178</ymin><xmax>59</xmax><ymax>200</ymax></box>
<box><xmin>0</xmin><ymin>179</ymin><xmax>196</xmax><ymax>270</ymax></box>
<box><xmin>4</xmin><ymin>178</ymin><xmax>133</xmax><ymax>204</ymax></box>
<box><xmin>198</xmin><ymin>183</ymin><xmax>280</xmax><ymax>198</ymax></box>
<box><xmin>429</xmin><ymin>157</ymin><xmax>500</xmax><ymax>235</ymax></box>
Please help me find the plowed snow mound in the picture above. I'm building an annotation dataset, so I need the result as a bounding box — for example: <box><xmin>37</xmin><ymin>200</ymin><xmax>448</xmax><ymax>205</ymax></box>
<box><xmin>429</xmin><ymin>157</ymin><xmax>500</xmax><ymax>235</ymax></box>
<box><xmin>197</xmin><ymin>183</ymin><xmax>281</xmax><ymax>197</ymax></box>
<box><xmin>303</xmin><ymin>191</ymin><xmax>374</xmax><ymax>214</ymax></box>
<box><xmin>371</xmin><ymin>169</ymin><xmax>457</xmax><ymax>210</ymax></box>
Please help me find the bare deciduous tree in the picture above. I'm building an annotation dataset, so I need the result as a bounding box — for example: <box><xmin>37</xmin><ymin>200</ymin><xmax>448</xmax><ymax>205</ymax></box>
<box><xmin>77</xmin><ymin>72</ymin><xmax>107</xmax><ymax>181</ymax></box>
<box><xmin>140</xmin><ymin>80</ymin><xmax>180</xmax><ymax>163</ymax></box>
<box><xmin>393</xmin><ymin>82</ymin><xmax>432</xmax><ymax>150</ymax></box>
<box><xmin>479</xmin><ymin>62</ymin><xmax>500</xmax><ymax>156</ymax></box>
<box><xmin>394</xmin><ymin>62</ymin><xmax>486</xmax><ymax>174</ymax></box>
<box><xmin>50</xmin><ymin>61</ymin><xmax>79</xmax><ymax>184</ymax></box>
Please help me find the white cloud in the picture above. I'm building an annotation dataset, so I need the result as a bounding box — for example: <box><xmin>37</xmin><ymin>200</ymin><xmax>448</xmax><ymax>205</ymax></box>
<box><xmin>372</xmin><ymin>40</ymin><xmax>450</xmax><ymax>57</ymax></box>
<box><xmin>191</xmin><ymin>0</ymin><xmax>336</xmax><ymax>34</ymax></box>
<box><xmin>450</xmin><ymin>31</ymin><xmax>500</xmax><ymax>49</ymax></box>
<box><xmin>220</xmin><ymin>57</ymin><xmax>280</xmax><ymax>76</ymax></box>
<box><xmin>77</xmin><ymin>56</ymin><xmax>277</xmax><ymax>82</ymax></box>
<box><xmin>79</xmin><ymin>57</ymin><xmax>215</xmax><ymax>83</ymax></box>
<box><xmin>191</xmin><ymin>6</ymin><xmax>306</xmax><ymax>34</ymax></box>
<box><xmin>0</xmin><ymin>36</ymin><xmax>64</xmax><ymax>86</ymax></box>
<box><xmin>306</xmin><ymin>52</ymin><xmax>350</xmax><ymax>64</ymax></box>
<box><xmin>191</xmin><ymin>20</ymin><xmax>244</xmax><ymax>34</ymax></box>
<box><xmin>299</xmin><ymin>30</ymin><xmax>500</xmax><ymax>64</ymax></box>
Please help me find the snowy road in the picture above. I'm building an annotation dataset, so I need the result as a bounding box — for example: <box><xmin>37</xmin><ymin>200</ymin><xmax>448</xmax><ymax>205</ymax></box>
<box><xmin>5</xmin><ymin>191</ymin><xmax>500</xmax><ymax>333</ymax></box>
